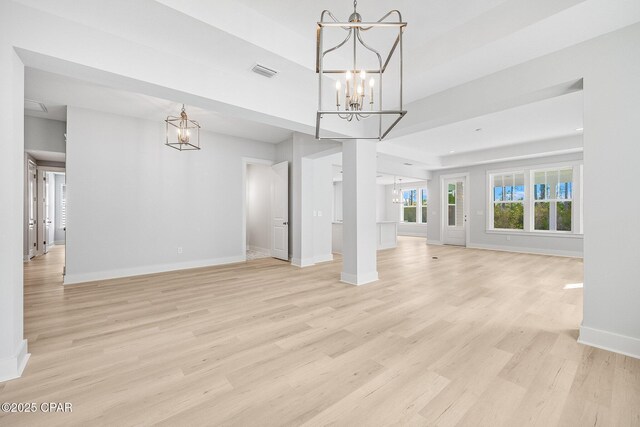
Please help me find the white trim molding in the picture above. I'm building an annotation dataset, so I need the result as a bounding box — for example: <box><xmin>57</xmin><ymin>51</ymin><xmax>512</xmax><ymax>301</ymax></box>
<box><xmin>579</xmin><ymin>325</ymin><xmax>640</xmax><ymax>360</ymax></box>
<box><xmin>291</xmin><ymin>257</ymin><xmax>316</xmax><ymax>268</ymax></box>
<box><xmin>340</xmin><ymin>271</ymin><xmax>379</xmax><ymax>286</ymax></box>
<box><xmin>398</xmin><ymin>232</ymin><xmax>427</xmax><ymax>238</ymax></box>
<box><xmin>314</xmin><ymin>254</ymin><xmax>334</xmax><ymax>264</ymax></box>
<box><xmin>466</xmin><ymin>242</ymin><xmax>582</xmax><ymax>258</ymax></box>
<box><xmin>0</xmin><ymin>340</ymin><xmax>30</xmax><ymax>383</ymax></box>
<box><xmin>427</xmin><ymin>239</ymin><xmax>443</xmax><ymax>245</ymax></box>
<box><xmin>63</xmin><ymin>255</ymin><xmax>247</xmax><ymax>285</ymax></box>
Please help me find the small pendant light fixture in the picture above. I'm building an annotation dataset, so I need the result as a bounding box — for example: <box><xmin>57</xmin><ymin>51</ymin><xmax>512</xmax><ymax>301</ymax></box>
<box><xmin>392</xmin><ymin>177</ymin><xmax>403</xmax><ymax>204</ymax></box>
<box><xmin>165</xmin><ymin>104</ymin><xmax>201</xmax><ymax>151</ymax></box>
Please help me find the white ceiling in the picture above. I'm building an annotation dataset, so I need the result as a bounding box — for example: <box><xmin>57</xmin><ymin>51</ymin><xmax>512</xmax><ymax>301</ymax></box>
<box><xmin>387</xmin><ymin>90</ymin><xmax>584</xmax><ymax>156</ymax></box>
<box><xmin>184</xmin><ymin>0</ymin><xmax>640</xmax><ymax>101</ymax></box>
<box><xmin>25</xmin><ymin>149</ymin><xmax>66</xmax><ymax>163</ymax></box>
<box><xmin>19</xmin><ymin>0</ymin><xmax>636</xmax><ymax>171</ymax></box>
<box><xmin>24</xmin><ymin>68</ymin><xmax>293</xmax><ymax>144</ymax></box>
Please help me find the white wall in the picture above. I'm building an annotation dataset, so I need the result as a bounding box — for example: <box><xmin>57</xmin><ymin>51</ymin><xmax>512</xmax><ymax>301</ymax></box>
<box><xmin>376</xmin><ymin>184</ymin><xmax>386</xmax><ymax>222</ymax></box>
<box><xmin>246</xmin><ymin>164</ymin><xmax>271</xmax><ymax>253</ymax></box>
<box><xmin>64</xmin><ymin>107</ymin><xmax>276</xmax><ymax>284</ymax></box>
<box><xmin>333</xmin><ymin>181</ymin><xmax>343</xmax><ymax>222</ymax></box>
<box><xmin>427</xmin><ymin>153</ymin><xmax>583</xmax><ymax>256</ymax></box>
<box><xmin>24</xmin><ymin>116</ymin><xmax>66</xmax><ymax>155</ymax></box>
<box><xmin>0</xmin><ymin>31</ymin><xmax>28</xmax><ymax>381</ymax></box>
<box><xmin>312</xmin><ymin>156</ymin><xmax>333</xmax><ymax>263</ymax></box>
<box><xmin>278</xmin><ymin>132</ymin><xmax>340</xmax><ymax>267</ymax></box>
<box><xmin>581</xmin><ymin>24</ymin><xmax>640</xmax><ymax>358</ymax></box>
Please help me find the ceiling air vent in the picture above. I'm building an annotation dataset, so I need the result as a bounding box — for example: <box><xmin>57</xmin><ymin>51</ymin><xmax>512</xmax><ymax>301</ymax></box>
<box><xmin>251</xmin><ymin>64</ymin><xmax>278</xmax><ymax>78</ymax></box>
<box><xmin>24</xmin><ymin>99</ymin><xmax>48</xmax><ymax>113</ymax></box>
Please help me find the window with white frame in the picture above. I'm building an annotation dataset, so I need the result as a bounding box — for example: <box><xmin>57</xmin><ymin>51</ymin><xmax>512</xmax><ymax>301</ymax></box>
<box><xmin>402</xmin><ymin>189</ymin><xmax>417</xmax><ymax>222</ymax></box>
<box><xmin>487</xmin><ymin>164</ymin><xmax>581</xmax><ymax>234</ymax></box>
<box><xmin>533</xmin><ymin>167</ymin><xmax>573</xmax><ymax>232</ymax></box>
<box><xmin>490</xmin><ymin>172</ymin><xmax>525</xmax><ymax>230</ymax></box>
<box><xmin>400</xmin><ymin>187</ymin><xmax>428</xmax><ymax>223</ymax></box>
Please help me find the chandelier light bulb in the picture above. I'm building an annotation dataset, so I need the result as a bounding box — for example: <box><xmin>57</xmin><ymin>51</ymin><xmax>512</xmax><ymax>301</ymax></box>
<box><xmin>346</xmin><ymin>70</ymin><xmax>352</xmax><ymax>80</ymax></box>
<box><xmin>357</xmin><ymin>84</ymin><xmax>363</xmax><ymax>95</ymax></box>
<box><xmin>360</xmin><ymin>69</ymin><xmax>366</xmax><ymax>80</ymax></box>
<box><xmin>369</xmin><ymin>78</ymin><xmax>375</xmax><ymax>87</ymax></box>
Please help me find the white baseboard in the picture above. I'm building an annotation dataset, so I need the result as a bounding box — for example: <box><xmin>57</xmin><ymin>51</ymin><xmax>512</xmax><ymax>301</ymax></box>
<box><xmin>0</xmin><ymin>339</ymin><xmax>29</xmax><ymax>383</ymax></box>
<box><xmin>378</xmin><ymin>243</ymin><xmax>397</xmax><ymax>250</ymax></box>
<box><xmin>579</xmin><ymin>325</ymin><xmax>640</xmax><ymax>360</ymax></box>
<box><xmin>291</xmin><ymin>257</ymin><xmax>315</xmax><ymax>268</ymax></box>
<box><xmin>466</xmin><ymin>242</ymin><xmax>582</xmax><ymax>258</ymax></box>
<box><xmin>427</xmin><ymin>239</ymin><xmax>443</xmax><ymax>245</ymax></box>
<box><xmin>398</xmin><ymin>232</ymin><xmax>427</xmax><ymax>237</ymax></box>
<box><xmin>314</xmin><ymin>254</ymin><xmax>334</xmax><ymax>264</ymax></box>
<box><xmin>340</xmin><ymin>271</ymin><xmax>379</xmax><ymax>286</ymax></box>
<box><xmin>63</xmin><ymin>255</ymin><xmax>247</xmax><ymax>285</ymax></box>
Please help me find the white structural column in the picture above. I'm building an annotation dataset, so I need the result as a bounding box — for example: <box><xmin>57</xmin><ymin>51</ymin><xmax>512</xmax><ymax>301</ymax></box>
<box><xmin>0</xmin><ymin>12</ymin><xmax>29</xmax><ymax>382</ymax></box>
<box><xmin>341</xmin><ymin>139</ymin><xmax>378</xmax><ymax>285</ymax></box>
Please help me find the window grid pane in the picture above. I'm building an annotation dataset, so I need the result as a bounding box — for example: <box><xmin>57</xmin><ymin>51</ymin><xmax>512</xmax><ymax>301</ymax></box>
<box><xmin>491</xmin><ymin>172</ymin><xmax>525</xmax><ymax>230</ymax></box>
<box><xmin>531</xmin><ymin>167</ymin><xmax>573</xmax><ymax>232</ymax></box>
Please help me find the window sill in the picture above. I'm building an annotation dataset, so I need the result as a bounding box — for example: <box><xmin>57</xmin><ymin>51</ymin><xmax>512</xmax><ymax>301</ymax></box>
<box><xmin>486</xmin><ymin>229</ymin><xmax>583</xmax><ymax>239</ymax></box>
<box><xmin>400</xmin><ymin>222</ymin><xmax>428</xmax><ymax>226</ymax></box>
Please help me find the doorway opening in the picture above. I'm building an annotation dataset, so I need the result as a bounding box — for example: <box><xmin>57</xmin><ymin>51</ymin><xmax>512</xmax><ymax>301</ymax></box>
<box><xmin>39</xmin><ymin>170</ymin><xmax>66</xmax><ymax>255</ymax></box>
<box><xmin>441</xmin><ymin>174</ymin><xmax>469</xmax><ymax>246</ymax></box>
<box><xmin>244</xmin><ymin>160</ymin><xmax>289</xmax><ymax>262</ymax></box>
<box><xmin>25</xmin><ymin>159</ymin><xmax>66</xmax><ymax>261</ymax></box>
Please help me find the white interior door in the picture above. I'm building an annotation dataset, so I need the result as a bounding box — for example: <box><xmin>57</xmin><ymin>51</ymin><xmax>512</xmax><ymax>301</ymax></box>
<box><xmin>443</xmin><ymin>177</ymin><xmax>467</xmax><ymax>246</ymax></box>
<box><xmin>28</xmin><ymin>162</ymin><xmax>37</xmax><ymax>258</ymax></box>
<box><xmin>270</xmin><ymin>161</ymin><xmax>289</xmax><ymax>261</ymax></box>
<box><xmin>44</xmin><ymin>172</ymin><xmax>54</xmax><ymax>253</ymax></box>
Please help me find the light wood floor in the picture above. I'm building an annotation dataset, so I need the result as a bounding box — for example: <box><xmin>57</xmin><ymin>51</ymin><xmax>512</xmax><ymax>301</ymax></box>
<box><xmin>1</xmin><ymin>238</ymin><xmax>638</xmax><ymax>426</ymax></box>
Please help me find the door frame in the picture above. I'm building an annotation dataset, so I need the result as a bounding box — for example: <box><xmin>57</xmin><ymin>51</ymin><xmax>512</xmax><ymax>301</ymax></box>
<box><xmin>35</xmin><ymin>166</ymin><xmax>65</xmax><ymax>257</ymax></box>
<box><xmin>26</xmin><ymin>160</ymin><xmax>38</xmax><ymax>260</ymax></box>
<box><xmin>241</xmin><ymin>157</ymin><xmax>275</xmax><ymax>261</ymax></box>
<box><xmin>439</xmin><ymin>172</ymin><xmax>470</xmax><ymax>247</ymax></box>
